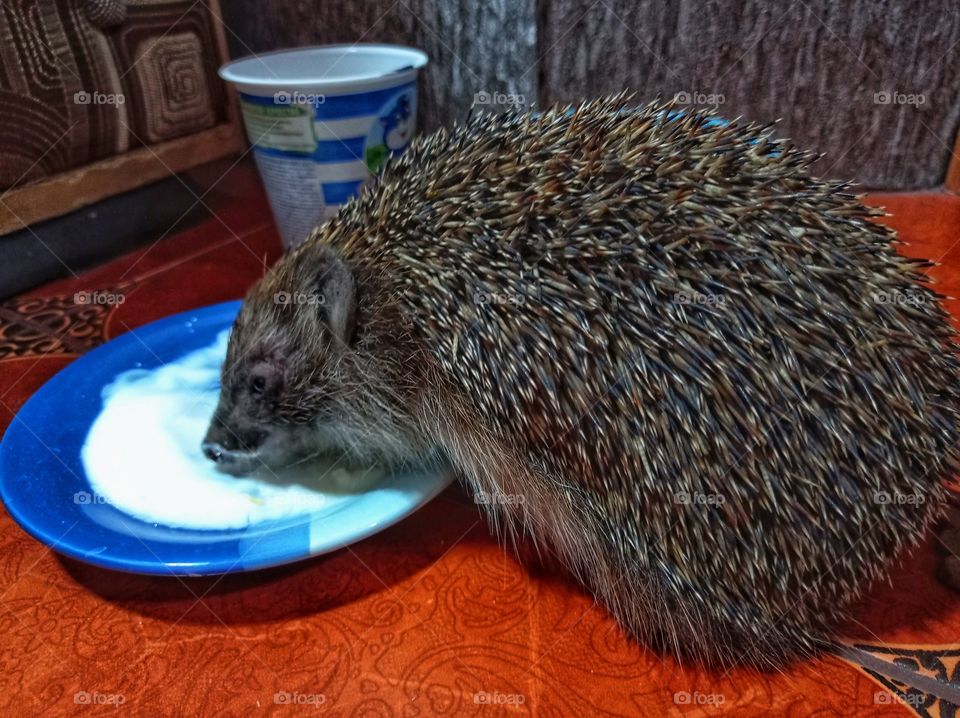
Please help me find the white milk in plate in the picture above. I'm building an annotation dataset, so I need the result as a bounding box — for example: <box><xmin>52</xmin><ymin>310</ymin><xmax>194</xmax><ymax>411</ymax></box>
<box><xmin>81</xmin><ymin>330</ymin><xmax>383</xmax><ymax>530</ymax></box>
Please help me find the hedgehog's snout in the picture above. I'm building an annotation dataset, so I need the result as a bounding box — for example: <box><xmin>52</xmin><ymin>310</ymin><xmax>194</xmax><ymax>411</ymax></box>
<box><xmin>201</xmin><ymin>414</ymin><xmax>268</xmax><ymax>466</ymax></box>
<box><xmin>201</xmin><ymin>441</ymin><xmax>224</xmax><ymax>463</ymax></box>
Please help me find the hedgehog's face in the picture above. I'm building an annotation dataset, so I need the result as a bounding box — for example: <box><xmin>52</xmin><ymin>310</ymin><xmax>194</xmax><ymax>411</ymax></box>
<box><xmin>201</xmin><ymin>245</ymin><xmax>359</xmax><ymax>477</ymax></box>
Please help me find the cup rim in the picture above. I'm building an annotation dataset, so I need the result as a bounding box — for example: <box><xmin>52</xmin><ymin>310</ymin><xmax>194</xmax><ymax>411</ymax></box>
<box><xmin>218</xmin><ymin>44</ymin><xmax>429</xmax><ymax>93</ymax></box>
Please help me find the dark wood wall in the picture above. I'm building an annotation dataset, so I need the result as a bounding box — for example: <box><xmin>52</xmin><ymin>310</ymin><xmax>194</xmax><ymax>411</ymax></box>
<box><xmin>220</xmin><ymin>0</ymin><xmax>537</xmax><ymax>141</ymax></box>
<box><xmin>221</xmin><ymin>0</ymin><xmax>960</xmax><ymax>190</ymax></box>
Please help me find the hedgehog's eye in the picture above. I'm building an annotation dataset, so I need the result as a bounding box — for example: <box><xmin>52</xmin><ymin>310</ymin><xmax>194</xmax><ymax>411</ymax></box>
<box><xmin>250</xmin><ymin>376</ymin><xmax>267</xmax><ymax>394</ymax></box>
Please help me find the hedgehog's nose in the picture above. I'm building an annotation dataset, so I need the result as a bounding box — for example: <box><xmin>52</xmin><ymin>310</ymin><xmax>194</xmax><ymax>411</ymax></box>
<box><xmin>202</xmin><ymin>441</ymin><xmax>225</xmax><ymax>463</ymax></box>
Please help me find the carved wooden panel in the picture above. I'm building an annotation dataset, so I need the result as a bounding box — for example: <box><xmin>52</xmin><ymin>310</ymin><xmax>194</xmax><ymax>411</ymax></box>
<box><xmin>539</xmin><ymin>0</ymin><xmax>960</xmax><ymax>188</ymax></box>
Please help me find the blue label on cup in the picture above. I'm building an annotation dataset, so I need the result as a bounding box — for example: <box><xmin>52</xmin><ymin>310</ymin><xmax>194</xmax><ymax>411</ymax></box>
<box><xmin>238</xmin><ymin>81</ymin><xmax>418</xmax><ymax>246</ymax></box>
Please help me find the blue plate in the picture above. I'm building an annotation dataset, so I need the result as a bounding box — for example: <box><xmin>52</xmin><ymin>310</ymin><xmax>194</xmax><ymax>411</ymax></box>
<box><xmin>0</xmin><ymin>301</ymin><xmax>453</xmax><ymax>575</ymax></box>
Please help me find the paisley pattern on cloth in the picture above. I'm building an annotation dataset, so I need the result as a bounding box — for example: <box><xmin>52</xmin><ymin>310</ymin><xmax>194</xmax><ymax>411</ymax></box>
<box><xmin>0</xmin><ymin>178</ymin><xmax>958</xmax><ymax>715</ymax></box>
<box><xmin>0</xmin><ymin>289</ymin><xmax>127</xmax><ymax>359</ymax></box>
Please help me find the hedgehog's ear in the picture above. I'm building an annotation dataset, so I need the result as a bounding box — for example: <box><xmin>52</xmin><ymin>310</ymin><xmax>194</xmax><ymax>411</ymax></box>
<box><xmin>316</xmin><ymin>247</ymin><xmax>356</xmax><ymax>345</ymax></box>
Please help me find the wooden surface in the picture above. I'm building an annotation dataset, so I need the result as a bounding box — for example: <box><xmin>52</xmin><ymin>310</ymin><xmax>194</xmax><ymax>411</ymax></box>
<box><xmin>0</xmin><ymin>124</ymin><xmax>243</xmax><ymax>235</ymax></box>
<box><xmin>222</xmin><ymin>0</ymin><xmax>960</xmax><ymax>190</ymax></box>
<box><xmin>220</xmin><ymin>0</ymin><xmax>538</xmax><ymax>132</ymax></box>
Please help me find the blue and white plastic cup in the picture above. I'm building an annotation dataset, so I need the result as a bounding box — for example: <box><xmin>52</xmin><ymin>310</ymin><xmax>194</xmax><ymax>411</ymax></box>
<box><xmin>219</xmin><ymin>44</ymin><xmax>428</xmax><ymax>248</ymax></box>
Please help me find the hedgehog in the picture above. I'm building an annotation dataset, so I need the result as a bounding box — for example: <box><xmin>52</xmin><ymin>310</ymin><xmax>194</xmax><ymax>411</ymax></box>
<box><xmin>201</xmin><ymin>95</ymin><xmax>960</xmax><ymax>668</ymax></box>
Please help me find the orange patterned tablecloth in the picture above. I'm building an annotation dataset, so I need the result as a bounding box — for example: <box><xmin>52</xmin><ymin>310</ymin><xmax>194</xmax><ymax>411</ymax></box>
<box><xmin>0</xmin><ymin>179</ymin><xmax>958</xmax><ymax>717</ymax></box>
